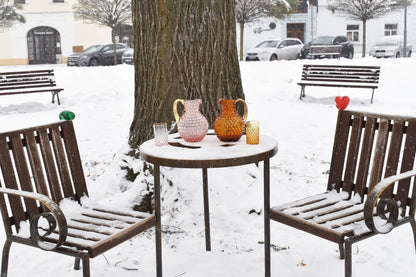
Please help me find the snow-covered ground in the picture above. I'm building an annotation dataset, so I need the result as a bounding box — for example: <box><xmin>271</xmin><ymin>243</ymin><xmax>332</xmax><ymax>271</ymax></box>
<box><xmin>0</xmin><ymin>57</ymin><xmax>415</xmax><ymax>276</ymax></box>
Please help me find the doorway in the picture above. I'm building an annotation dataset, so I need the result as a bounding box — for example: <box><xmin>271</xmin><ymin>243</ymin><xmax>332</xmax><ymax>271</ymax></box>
<box><xmin>27</xmin><ymin>26</ymin><xmax>61</xmax><ymax>64</ymax></box>
<box><xmin>287</xmin><ymin>23</ymin><xmax>305</xmax><ymax>43</ymax></box>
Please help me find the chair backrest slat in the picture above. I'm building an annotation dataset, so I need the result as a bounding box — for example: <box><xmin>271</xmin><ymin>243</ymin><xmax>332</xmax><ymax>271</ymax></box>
<box><xmin>50</xmin><ymin>126</ymin><xmax>74</xmax><ymax>199</ymax></box>
<box><xmin>328</xmin><ymin>111</ymin><xmax>351</xmax><ymax>191</ymax></box>
<box><xmin>9</xmin><ymin>134</ymin><xmax>39</xmax><ymax>219</ymax></box>
<box><xmin>342</xmin><ymin>115</ymin><xmax>363</xmax><ymax>193</ymax></box>
<box><xmin>328</xmin><ymin>110</ymin><xmax>416</xmax><ymax>215</ymax></box>
<box><xmin>25</xmin><ymin>132</ymin><xmax>50</xmax><ymax>197</ymax></box>
<box><xmin>381</xmin><ymin>121</ymin><xmax>405</xmax><ymax>198</ymax></box>
<box><xmin>354</xmin><ymin>116</ymin><xmax>376</xmax><ymax>198</ymax></box>
<box><xmin>61</xmin><ymin>123</ymin><xmax>88</xmax><ymax>199</ymax></box>
<box><xmin>38</xmin><ymin>129</ymin><xmax>63</xmax><ymax>203</ymax></box>
<box><xmin>0</xmin><ymin>136</ymin><xmax>27</xmax><ymax>229</ymax></box>
<box><xmin>396</xmin><ymin>121</ymin><xmax>416</xmax><ymax>206</ymax></box>
<box><xmin>368</xmin><ymin>119</ymin><xmax>390</xmax><ymax>193</ymax></box>
<box><xmin>0</xmin><ymin>121</ymin><xmax>88</xmax><ymax>234</ymax></box>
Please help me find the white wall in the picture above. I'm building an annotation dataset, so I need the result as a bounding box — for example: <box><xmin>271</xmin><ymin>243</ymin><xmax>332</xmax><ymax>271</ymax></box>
<box><xmin>237</xmin><ymin>2</ymin><xmax>416</xmax><ymax>57</ymax></box>
<box><xmin>317</xmin><ymin>1</ymin><xmax>415</xmax><ymax>55</ymax></box>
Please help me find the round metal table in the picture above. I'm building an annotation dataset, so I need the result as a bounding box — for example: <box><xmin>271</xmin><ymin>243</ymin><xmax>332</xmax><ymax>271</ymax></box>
<box><xmin>140</xmin><ymin>132</ymin><xmax>278</xmax><ymax>276</ymax></box>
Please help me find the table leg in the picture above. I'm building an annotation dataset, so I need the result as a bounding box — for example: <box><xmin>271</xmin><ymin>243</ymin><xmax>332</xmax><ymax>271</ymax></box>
<box><xmin>264</xmin><ymin>158</ymin><xmax>271</xmax><ymax>277</ymax></box>
<box><xmin>202</xmin><ymin>168</ymin><xmax>211</xmax><ymax>251</ymax></box>
<box><xmin>154</xmin><ymin>165</ymin><xmax>163</xmax><ymax>277</ymax></box>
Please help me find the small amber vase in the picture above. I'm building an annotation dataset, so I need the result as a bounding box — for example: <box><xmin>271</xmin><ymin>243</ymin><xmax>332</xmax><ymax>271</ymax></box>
<box><xmin>173</xmin><ymin>99</ymin><xmax>209</xmax><ymax>142</ymax></box>
<box><xmin>213</xmin><ymin>98</ymin><xmax>248</xmax><ymax>142</ymax></box>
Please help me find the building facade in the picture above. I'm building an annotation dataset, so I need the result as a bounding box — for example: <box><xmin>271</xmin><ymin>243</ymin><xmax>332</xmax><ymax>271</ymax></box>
<box><xmin>238</xmin><ymin>0</ymin><xmax>415</xmax><ymax>56</ymax></box>
<box><xmin>0</xmin><ymin>0</ymin><xmax>111</xmax><ymax>65</ymax></box>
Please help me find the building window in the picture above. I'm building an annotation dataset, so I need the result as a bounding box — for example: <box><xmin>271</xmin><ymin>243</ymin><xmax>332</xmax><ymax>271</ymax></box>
<box><xmin>347</xmin><ymin>24</ymin><xmax>359</xmax><ymax>42</ymax></box>
<box><xmin>14</xmin><ymin>0</ymin><xmax>26</xmax><ymax>4</ymax></box>
<box><xmin>52</xmin><ymin>0</ymin><xmax>65</xmax><ymax>2</ymax></box>
<box><xmin>385</xmin><ymin>24</ymin><xmax>398</xmax><ymax>36</ymax></box>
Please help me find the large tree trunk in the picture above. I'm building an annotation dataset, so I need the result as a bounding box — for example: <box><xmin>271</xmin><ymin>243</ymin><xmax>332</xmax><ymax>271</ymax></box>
<box><xmin>129</xmin><ymin>0</ymin><xmax>244</xmax><ymax>149</ymax></box>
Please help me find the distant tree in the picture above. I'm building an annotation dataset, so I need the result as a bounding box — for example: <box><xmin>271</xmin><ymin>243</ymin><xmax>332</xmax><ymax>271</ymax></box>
<box><xmin>235</xmin><ymin>0</ymin><xmax>297</xmax><ymax>61</ymax></box>
<box><xmin>73</xmin><ymin>0</ymin><xmax>131</xmax><ymax>65</ymax></box>
<box><xmin>327</xmin><ymin>0</ymin><xmax>409</xmax><ymax>57</ymax></box>
<box><xmin>263</xmin><ymin>0</ymin><xmax>297</xmax><ymax>18</ymax></box>
<box><xmin>235</xmin><ymin>0</ymin><xmax>266</xmax><ymax>61</ymax></box>
<box><xmin>0</xmin><ymin>0</ymin><xmax>25</xmax><ymax>29</ymax></box>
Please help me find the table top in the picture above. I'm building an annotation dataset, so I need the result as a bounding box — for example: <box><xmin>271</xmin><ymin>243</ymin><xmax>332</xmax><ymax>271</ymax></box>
<box><xmin>140</xmin><ymin>131</ymin><xmax>278</xmax><ymax>168</ymax></box>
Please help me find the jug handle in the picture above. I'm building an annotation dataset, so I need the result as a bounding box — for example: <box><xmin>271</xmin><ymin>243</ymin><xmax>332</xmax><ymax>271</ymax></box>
<box><xmin>173</xmin><ymin>99</ymin><xmax>184</xmax><ymax>122</ymax></box>
<box><xmin>236</xmin><ymin>98</ymin><xmax>248</xmax><ymax>122</ymax></box>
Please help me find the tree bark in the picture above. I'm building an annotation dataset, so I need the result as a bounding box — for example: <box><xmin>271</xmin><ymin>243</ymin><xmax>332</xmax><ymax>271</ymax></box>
<box><xmin>129</xmin><ymin>0</ymin><xmax>244</xmax><ymax>149</ymax></box>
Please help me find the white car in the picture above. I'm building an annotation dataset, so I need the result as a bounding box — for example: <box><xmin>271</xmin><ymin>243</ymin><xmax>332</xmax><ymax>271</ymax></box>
<box><xmin>369</xmin><ymin>35</ymin><xmax>412</xmax><ymax>58</ymax></box>
<box><xmin>121</xmin><ymin>48</ymin><xmax>134</xmax><ymax>64</ymax></box>
<box><xmin>245</xmin><ymin>38</ymin><xmax>304</xmax><ymax>61</ymax></box>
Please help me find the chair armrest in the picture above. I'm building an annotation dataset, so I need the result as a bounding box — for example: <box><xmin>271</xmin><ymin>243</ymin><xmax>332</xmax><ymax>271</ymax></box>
<box><xmin>0</xmin><ymin>187</ymin><xmax>67</xmax><ymax>250</ymax></box>
<box><xmin>364</xmin><ymin>169</ymin><xmax>416</xmax><ymax>234</ymax></box>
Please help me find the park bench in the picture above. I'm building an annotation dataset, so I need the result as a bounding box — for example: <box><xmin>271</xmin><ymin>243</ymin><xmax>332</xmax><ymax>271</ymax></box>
<box><xmin>0</xmin><ymin>69</ymin><xmax>63</xmax><ymax>105</ymax></box>
<box><xmin>267</xmin><ymin>110</ymin><xmax>416</xmax><ymax>277</ymax></box>
<box><xmin>298</xmin><ymin>64</ymin><xmax>381</xmax><ymax>103</ymax></box>
<box><xmin>0</xmin><ymin>120</ymin><xmax>162</xmax><ymax>276</ymax></box>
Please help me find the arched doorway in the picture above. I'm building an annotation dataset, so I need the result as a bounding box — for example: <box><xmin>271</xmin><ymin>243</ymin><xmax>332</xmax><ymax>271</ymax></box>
<box><xmin>27</xmin><ymin>26</ymin><xmax>62</xmax><ymax>64</ymax></box>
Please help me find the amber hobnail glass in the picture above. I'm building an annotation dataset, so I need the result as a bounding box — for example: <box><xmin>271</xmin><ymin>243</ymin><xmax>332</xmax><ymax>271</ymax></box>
<box><xmin>246</xmin><ymin>121</ymin><xmax>259</xmax><ymax>144</ymax></box>
<box><xmin>213</xmin><ymin>98</ymin><xmax>248</xmax><ymax>142</ymax></box>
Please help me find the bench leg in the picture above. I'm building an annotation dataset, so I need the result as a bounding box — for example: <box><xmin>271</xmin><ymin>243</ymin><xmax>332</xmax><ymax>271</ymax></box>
<box><xmin>81</xmin><ymin>255</ymin><xmax>90</xmax><ymax>277</ymax></box>
<box><xmin>338</xmin><ymin>242</ymin><xmax>345</xmax><ymax>260</ymax></box>
<box><xmin>51</xmin><ymin>91</ymin><xmax>61</xmax><ymax>105</ymax></box>
<box><xmin>74</xmin><ymin>257</ymin><xmax>81</xmax><ymax>270</ymax></box>
<box><xmin>370</xmin><ymin>89</ymin><xmax>375</xmax><ymax>104</ymax></box>
<box><xmin>1</xmin><ymin>239</ymin><xmax>12</xmax><ymax>277</ymax></box>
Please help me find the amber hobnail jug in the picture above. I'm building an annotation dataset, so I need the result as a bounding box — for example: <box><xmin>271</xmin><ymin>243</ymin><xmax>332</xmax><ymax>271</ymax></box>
<box><xmin>173</xmin><ymin>99</ymin><xmax>209</xmax><ymax>142</ymax></box>
<box><xmin>213</xmin><ymin>98</ymin><xmax>248</xmax><ymax>142</ymax></box>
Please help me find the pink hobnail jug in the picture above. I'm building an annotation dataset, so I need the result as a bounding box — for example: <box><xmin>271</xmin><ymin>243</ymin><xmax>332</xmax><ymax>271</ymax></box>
<box><xmin>173</xmin><ymin>99</ymin><xmax>209</xmax><ymax>142</ymax></box>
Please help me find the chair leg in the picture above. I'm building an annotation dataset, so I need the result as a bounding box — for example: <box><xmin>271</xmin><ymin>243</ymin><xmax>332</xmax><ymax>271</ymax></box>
<box><xmin>1</xmin><ymin>239</ymin><xmax>12</xmax><ymax>277</ymax></box>
<box><xmin>344</xmin><ymin>238</ymin><xmax>353</xmax><ymax>277</ymax></box>
<box><xmin>411</xmin><ymin>219</ymin><xmax>416</xmax><ymax>254</ymax></box>
<box><xmin>74</xmin><ymin>257</ymin><xmax>81</xmax><ymax>270</ymax></box>
<box><xmin>81</xmin><ymin>256</ymin><xmax>90</xmax><ymax>277</ymax></box>
<box><xmin>338</xmin><ymin>242</ymin><xmax>345</xmax><ymax>260</ymax></box>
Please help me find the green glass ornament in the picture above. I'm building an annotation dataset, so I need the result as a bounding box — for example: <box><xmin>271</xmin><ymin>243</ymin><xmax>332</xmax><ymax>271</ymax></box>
<box><xmin>59</xmin><ymin>110</ymin><xmax>75</xmax><ymax>121</ymax></box>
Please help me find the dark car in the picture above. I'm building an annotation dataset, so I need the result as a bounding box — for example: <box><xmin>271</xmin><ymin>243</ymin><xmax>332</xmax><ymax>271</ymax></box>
<box><xmin>301</xmin><ymin>36</ymin><xmax>354</xmax><ymax>59</ymax></box>
<box><xmin>67</xmin><ymin>43</ymin><xmax>129</xmax><ymax>66</ymax></box>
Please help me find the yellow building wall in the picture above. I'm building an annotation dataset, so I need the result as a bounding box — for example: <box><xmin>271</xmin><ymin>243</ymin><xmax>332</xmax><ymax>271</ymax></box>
<box><xmin>0</xmin><ymin>0</ymin><xmax>111</xmax><ymax>66</ymax></box>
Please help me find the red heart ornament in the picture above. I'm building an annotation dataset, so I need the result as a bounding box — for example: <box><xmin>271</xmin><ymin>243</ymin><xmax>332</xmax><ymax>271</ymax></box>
<box><xmin>335</xmin><ymin>96</ymin><xmax>350</xmax><ymax>110</ymax></box>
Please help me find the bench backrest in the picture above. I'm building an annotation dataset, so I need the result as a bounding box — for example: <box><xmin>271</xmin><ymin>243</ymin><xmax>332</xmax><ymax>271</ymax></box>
<box><xmin>328</xmin><ymin>110</ymin><xmax>416</xmax><ymax>214</ymax></box>
<box><xmin>301</xmin><ymin>64</ymin><xmax>380</xmax><ymax>85</ymax></box>
<box><xmin>0</xmin><ymin>69</ymin><xmax>57</xmax><ymax>91</ymax></box>
<box><xmin>0</xmin><ymin>121</ymin><xmax>88</xmax><ymax>233</ymax></box>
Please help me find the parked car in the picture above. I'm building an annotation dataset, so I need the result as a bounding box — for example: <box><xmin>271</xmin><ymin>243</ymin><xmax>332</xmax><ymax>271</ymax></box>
<box><xmin>122</xmin><ymin>48</ymin><xmax>134</xmax><ymax>64</ymax></box>
<box><xmin>369</xmin><ymin>35</ymin><xmax>412</xmax><ymax>58</ymax></box>
<box><xmin>67</xmin><ymin>43</ymin><xmax>129</xmax><ymax>66</ymax></box>
<box><xmin>245</xmin><ymin>38</ymin><xmax>303</xmax><ymax>61</ymax></box>
<box><xmin>301</xmin><ymin>35</ymin><xmax>354</xmax><ymax>59</ymax></box>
